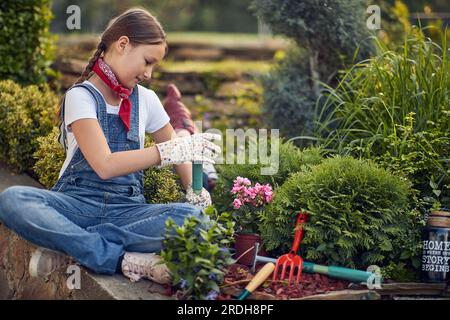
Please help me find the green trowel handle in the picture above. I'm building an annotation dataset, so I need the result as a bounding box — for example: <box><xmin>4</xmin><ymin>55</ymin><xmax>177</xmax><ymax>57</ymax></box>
<box><xmin>303</xmin><ymin>262</ymin><xmax>376</xmax><ymax>283</ymax></box>
<box><xmin>192</xmin><ymin>162</ymin><xmax>203</xmax><ymax>195</ymax></box>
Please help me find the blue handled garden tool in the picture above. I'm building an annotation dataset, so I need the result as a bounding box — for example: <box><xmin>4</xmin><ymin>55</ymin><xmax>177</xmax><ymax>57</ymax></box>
<box><xmin>251</xmin><ymin>242</ymin><xmax>378</xmax><ymax>284</ymax></box>
<box><xmin>192</xmin><ymin>161</ymin><xmax>203</xmax><ymax>194</ymax></box>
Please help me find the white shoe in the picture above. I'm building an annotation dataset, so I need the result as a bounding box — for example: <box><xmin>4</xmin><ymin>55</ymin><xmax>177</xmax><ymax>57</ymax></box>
<box><xmin>121</xmin><ymin>252</ymin><xmax>172</xmax><ymax>285</ymax></box>
<box><xmin>29</xmin><ymin>247</ymin><xmax>73</xmax><ymax>278</ymax></box>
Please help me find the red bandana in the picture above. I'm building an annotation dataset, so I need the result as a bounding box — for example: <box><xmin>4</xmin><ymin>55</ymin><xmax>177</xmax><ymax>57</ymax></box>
<box><xmin>92</xmin><ymin>58</ymin><xmax>133</xmax><ymax>131</ymax></box>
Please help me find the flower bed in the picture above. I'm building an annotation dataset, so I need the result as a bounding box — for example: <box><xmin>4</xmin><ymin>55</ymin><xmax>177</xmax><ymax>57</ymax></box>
<box><xmin>218</xmin><ymin>263</ymin><xmax>351</xmax><ymax>300</ymax></box>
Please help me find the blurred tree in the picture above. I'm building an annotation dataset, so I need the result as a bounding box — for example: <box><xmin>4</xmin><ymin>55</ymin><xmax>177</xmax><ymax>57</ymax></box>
<box><xmin>250</xmin><ymin>0</ymin><xmax>374</xmax><ymax>142</ymax></box>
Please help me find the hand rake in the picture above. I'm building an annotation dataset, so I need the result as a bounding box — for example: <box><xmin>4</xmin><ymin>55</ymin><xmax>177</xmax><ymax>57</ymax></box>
<box><xmin>272</xmin><ymin>211</ymin><xmax>308</xmax><ymax>285</ymax></box>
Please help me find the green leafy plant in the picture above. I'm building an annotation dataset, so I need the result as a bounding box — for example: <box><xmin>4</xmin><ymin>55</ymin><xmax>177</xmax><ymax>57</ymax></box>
<box><xmin>230</xmin><ymin>177</ymin><xmax>274</xmax><ymax>234</ymax></box>
<box><xmin>142</xmin><ymin>167</ymin><xmax>184</xmax><ymax>204</ymax></box>
<box><xmin>161</xmin><ymin>206</ymin><xmax>235</xmax><ymax>300</ymax></box>
<box><xmin>33</xmin><ymin>127</ymin><xmax>65</xmax><ymax>188</ymax></box>
<box><xmin>142</xmin><ymin>134</ymin><xmax>184</xmax><ymax>203</ymax></box>
<box><xmin>375</xmin><ymin>111</ymin><xmax>450</xmax><ymax>209</ymax></box>
<box><xmin>0</xmin><ymin>0</ymin><xmax>56</xmax><ymax>85</ymax></box>
<box><xmin>316</xmin><ymin>28</ymin><xmax>450</xmax><ymax>210</ymax></box>
<box><xmin>212</xmin><ymin>140</ymin><xmax>324</xmax><ymax>214</ymax></box>
<box><xmin>261</xmin><ymin>156</ymin><xmax>423</xmax><ymax>279</ymax></box>
<box><xmin>0</xmin><ymin>80</ymin><xmax>58</xmax><ymax>173</ymax></box>
<box><xmin>316</xmin><ymin>27</ymin><xmax>448</xmax><ymax>156</ymax></box>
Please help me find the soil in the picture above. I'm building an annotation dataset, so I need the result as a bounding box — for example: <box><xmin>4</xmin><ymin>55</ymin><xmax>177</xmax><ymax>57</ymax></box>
<box><xmin>217</xmin><ymin>263</ymin><xmax>351</xmax><ymax>300</ymax></box>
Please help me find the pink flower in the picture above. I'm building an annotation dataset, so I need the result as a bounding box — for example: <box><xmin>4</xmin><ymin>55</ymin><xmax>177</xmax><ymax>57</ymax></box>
<box><xmin>231</xmin><ymin>176</ymin><xmax>274</xmax><ymax>208</ymax></box>
<box><xmin>234</xmin><ymin>176</ymin><xmax>251</xmax><ymax>186</ymax></box>
<box><xmin>233</xmin><ymin>198</ymin><xmax>242</xmax><ymax>209</ymax></box>
<box><xmin>231</xmin><ymin>185</ymin><xmax>244</xmax><ymax>194</ymax></box>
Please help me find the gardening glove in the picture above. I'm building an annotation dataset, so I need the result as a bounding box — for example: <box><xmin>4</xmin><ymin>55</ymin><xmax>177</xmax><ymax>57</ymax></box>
<box><xmin>185</xmin><ymin>185</ymin><xmax>212</xmax><ymax>210</ymax></box>
<box><xmin>155</xmin><ymin>133</ymin><xmax>221</xmax><ymax>168</ymax></box>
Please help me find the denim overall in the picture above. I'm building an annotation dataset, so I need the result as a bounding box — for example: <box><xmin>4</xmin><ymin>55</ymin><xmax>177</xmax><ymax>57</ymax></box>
<box><xmin>0</xmin><ymin>82</ymin><xmax>204</xmax><ymax>274</ymax></box>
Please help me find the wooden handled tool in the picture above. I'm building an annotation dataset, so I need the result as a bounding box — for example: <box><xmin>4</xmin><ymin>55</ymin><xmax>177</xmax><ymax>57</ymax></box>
<box><xmin>237</xmin><ymin>262</ymin><xmax>275</xmax><ymax>300</ymax></box>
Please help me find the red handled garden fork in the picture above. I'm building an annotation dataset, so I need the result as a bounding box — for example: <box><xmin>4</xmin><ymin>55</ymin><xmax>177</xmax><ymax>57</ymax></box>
<box><xmin>272</xmin><ymin>211</ymin><xmax>308</xmax><ymax>285</ymax></box>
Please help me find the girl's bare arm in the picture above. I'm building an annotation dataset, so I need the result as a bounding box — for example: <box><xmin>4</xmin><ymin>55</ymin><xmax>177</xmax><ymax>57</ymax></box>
<box><xmin>70</xmin><ymin>118</ymin><xmax>162</xmax><ymax>180</ymax></box>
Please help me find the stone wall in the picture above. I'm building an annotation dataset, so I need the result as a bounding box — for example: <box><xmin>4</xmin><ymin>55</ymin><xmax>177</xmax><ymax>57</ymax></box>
<box><xmin>0</xmin><ymin>223</ymin><xmax>171</xmax><ymax>300</ymax></box>
<box><xmin>0</xmin><ymin>162</ymin><xmax>171</xmax><ymax>300</ymax></box>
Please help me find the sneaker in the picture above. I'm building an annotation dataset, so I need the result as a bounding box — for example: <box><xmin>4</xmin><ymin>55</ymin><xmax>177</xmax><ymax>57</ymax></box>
<box><xmin>29</xmin><ymin>247</ymin><xmax>73</xmax><ymax>278</ymax></box>
<box><xmin>163</xmin><ymin>84</ymin><xmax>196</xmax><ymax>135</ymax></box>
<box><xmin>121</xmin><ymin>252</ymin><xmax>172</xmax><ymax>285</ymax></box>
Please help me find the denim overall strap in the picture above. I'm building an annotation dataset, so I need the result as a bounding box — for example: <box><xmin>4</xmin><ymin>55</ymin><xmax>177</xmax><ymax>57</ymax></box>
<box><xmin>51</xmin><ymin>83</ymin><xmax>143</xmax><ymax>200</ymax></box>
<box><xmin>58</xmin><ymin>83</ymin><xmax>108</xmax><ymax>154</ymax></box>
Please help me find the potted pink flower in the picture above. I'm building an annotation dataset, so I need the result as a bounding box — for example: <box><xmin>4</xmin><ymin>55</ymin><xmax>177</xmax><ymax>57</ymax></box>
<box><xmin>230</xmin><ymin>176</ymin><xmax>274</xmax><ymax>265</ymax></box>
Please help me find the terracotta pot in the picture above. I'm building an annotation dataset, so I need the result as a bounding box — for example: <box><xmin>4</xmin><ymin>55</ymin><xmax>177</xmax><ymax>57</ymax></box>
<box><xmin>234</xmin><ymin>233</ymin><xmax>267</xmax><ymax>266</ymax></box>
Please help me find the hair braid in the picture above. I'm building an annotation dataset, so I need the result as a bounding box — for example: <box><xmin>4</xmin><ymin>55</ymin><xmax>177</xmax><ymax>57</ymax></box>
<box><xmin>54</xmin><ymin>41</ymin><xmax>105</xmax><ymax>122</ymax></box>
<box><xmin>75</xmin><ymin>42</ymin><xmax>106</xmax><ymax>84</ymax></box>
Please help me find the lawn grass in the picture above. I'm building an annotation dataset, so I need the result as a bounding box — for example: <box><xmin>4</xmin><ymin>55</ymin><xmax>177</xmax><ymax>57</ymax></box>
<box><xmin>166</xmin><ymin>32</ymin><xmax>288</xmax><ymax>47</ymax></box>
<box><xmin>158</xmin><ymin>59</ymin><xmax>273</xmax><ymax>74</ymax></box>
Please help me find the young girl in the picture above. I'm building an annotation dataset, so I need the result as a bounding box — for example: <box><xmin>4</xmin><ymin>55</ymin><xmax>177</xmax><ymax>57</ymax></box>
<box><xmin>0</xmin><ymin>8</ymin><xmax>221</xmax><ymax>285</ymax></box>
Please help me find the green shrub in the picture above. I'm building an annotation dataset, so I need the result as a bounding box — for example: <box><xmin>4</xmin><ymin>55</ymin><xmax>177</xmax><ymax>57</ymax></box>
<box><xmin>143</xmin><ymin>135</ymin><xmax>184</xmax><ymax>203</ymax></box>
<box><xmin>0</xmin><ymin>80</ymin><xmax>58</xmax><ymax>173</ymax></box>
<box><xmin>212</xmin><ymin>140</ymin><xmax>324</xmax><ymax>214</ymax></box>
<box><xmin>316</xmin><ymin>28</ymin><xmax>450</xmax><ymax>209</ymax></box>
<box><xmin>259</xmin><ymin>47</ymin><xmax>318</xmax><ymax>139</ymax></box>
<box><xmin>161</xmin><ymin>206</ymin><xmax>235</xmax><ymax>300</ymax></box>
<box><xmin>317</xmin><ymin>28</ymin><xmax>448</xmax><ymax>155</ymax></box>
<box><xmin>33</xmin><ymin>127</ymin><xmax>65</xmax><ymax>188</ymax></box>
<box><xmin>142</xmin><ymin>168</ymin><xmax>184</xmax><ymax>204</ymax></box>
<box><xmin>376</xmin><ymin>111</ymin><xmax>450</xmax><ymax>209</ymax></box>
<box><xmin>34</xmin><ymin>130</ymin><xmax>184</xmax><ymax>204</ymax></box>
<box><xmin>0</xmin><ymin>0</ymin><xmax>56</xmax><ymax>85</ymax></box>
<box><xmin>261</xmin><ymin>156</ymin><xmax>423</xmax><ymax>278</ymax></box>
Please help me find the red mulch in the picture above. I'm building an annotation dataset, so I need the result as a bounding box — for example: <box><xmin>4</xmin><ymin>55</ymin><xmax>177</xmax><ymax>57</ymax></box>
<box><xmin>217</xmin><ymin>263</ymin><xmax>351</xmax><ymax>300</ymax></box>
<box><xmin>161</xmin><ymin>263</ymin><xmax>353</xmax><ymax>300</ymax></box>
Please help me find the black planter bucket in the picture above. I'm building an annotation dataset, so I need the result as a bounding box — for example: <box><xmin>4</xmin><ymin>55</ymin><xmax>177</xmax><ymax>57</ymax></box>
<box><xmin>421</xmin><ymin>209</ymin><xmax>450</xmax><ymax>283</ymax></box>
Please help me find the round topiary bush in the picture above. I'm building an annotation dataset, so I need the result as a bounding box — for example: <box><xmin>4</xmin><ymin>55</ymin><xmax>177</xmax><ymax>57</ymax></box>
<box><xmin>260</xmin><ymin>156</ymin><xmax>423</xmax><ymax>276</ymax></box>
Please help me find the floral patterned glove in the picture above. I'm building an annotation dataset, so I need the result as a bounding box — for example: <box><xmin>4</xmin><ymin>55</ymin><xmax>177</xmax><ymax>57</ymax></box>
<box><xmin>185</xmin><ymin>185</ymin><xmax>212</xmax><ymax>210</ymax></box>
<box><xmin>155</xmin><ymin>133</ymin><xmax>221</xmax><ymax>168</ymax></box>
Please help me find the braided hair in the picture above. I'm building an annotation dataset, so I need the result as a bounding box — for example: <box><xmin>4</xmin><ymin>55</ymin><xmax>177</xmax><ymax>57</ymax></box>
<box><xmin>74</xmin><ymin>41</ymin><xmax>107</xmax><ymax>85</ymax></box>
<box><xmin>55</xmin><ymin>7</ymin><xmax>167</xmax><ymax>122</ymax></box>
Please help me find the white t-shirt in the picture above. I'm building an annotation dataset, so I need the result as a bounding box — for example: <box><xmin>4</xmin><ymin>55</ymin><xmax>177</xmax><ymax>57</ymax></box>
<box><xmin>58</xmin><ymin>80</ymin><xmax>170</xmax><ymax>178</ymax></box>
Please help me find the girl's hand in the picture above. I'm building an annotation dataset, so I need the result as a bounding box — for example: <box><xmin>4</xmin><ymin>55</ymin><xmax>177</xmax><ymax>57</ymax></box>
<box><xmin>155</xmin><ymin>133</ymin><xmax>221</xmax><ymax>167</ymax></box>
<box><xmin>185</xmin><ymin>186</ymin><xmax>212</xmax><ymax>210</ymax></box>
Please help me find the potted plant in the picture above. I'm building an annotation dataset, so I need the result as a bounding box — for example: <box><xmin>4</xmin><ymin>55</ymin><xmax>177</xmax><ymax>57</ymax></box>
<box><xmin>230</xmin><ymin>176</ymin><xmax>274</xmax><ymax>265</ymax></box>
<box><xmin>161</xmin><ymin>206</ymin><xmax>235</xmax><ymax>300</ymax></box>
